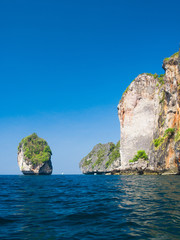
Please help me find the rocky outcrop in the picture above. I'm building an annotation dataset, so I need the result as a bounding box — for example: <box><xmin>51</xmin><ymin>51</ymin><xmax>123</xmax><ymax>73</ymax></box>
<box><xmin>18</xmin><ymin>133</ymin><xmax>53</xmax><ymax>175</ymax></box>
<box><xmin>118</xmin><ymin>73</ymin><xmax>159</xmax><ymax>170</ymax></box>
<box><xmin>79</xmin><ymin>141</ymin><xmax>120</xmax><ymax>174</ymax></box>
<box><xmin>80</xmin><ymin>50</ymin><xmax>180</xmax><ymax>175</ymax></box>
<box><xmin>118</xmin><ymin>51</ymin><xmax>180</xmax><ymax>174</ymax></box>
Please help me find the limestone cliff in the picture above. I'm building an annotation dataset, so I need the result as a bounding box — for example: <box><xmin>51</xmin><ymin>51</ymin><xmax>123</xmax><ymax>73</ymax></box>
<box><xmin>79</xmin><ymin>141</ymin><xmax>120</xmax><ymax>174</ymax></box>
<box><xmin>118</xmin><ymin>51</ymin><xmax>180</xmax><ymax>174</ymax></box>
<box><xmin>18</xmin><ymin>133</ymin><xmax>53</xmax><ymax>175</ymax></box>
<box><xmin>118</xmin><ymin>73</ymin><xmax>159</xmax><ymax>170</ymax></box>
<box><xmin>80</xmin><ymin>50</ymin><xmax>180</xmax><ymax>175</ymax></box>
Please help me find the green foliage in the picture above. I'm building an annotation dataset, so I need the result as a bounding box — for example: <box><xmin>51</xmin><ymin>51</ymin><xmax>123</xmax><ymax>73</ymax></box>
<box><xmin>175</xmin><ymin>128</ymin><xmax>180</xmax><ymax>142</ymax></box>
<box><xmin>153</xmin><ymin>129</ymin><xmax>174</xmax><ymax>149</ymax></box>
<box><xmin>109</xmin><ymin>142</ymin><xmax>115</xmax><ymax>152</ymax></box>
<box><xmin>122</xmin><ymin>86</ymin><xmax>129</xmax><ymax>98</ymax></box>
<box><xmin>105</xmin><ymin>141</ymin><xmax>120</xmax><ymax>168</ymax></box>
<box><xmin>92</xmin><ymin>147</ymin><xmax>106</xmax><ymax>168</ymax></box>
<box><xmin>161</xmin><ymin>119</ymin><xmax>165</xmax><ymax>127</ymax></box>
<box><xmin>171</xmin><ymin>52</ymin><xmax>179</xmax><ymax>58</ymax></box>
<box><xmin>158</xmin><ymin>74</ymin><xmax>165</xmax><ymax>85</ymax></box>
<box><xmin>129</xmin><ymin>159</ymin><xmax>135</xmax><ymax>163</ymax></box>
<box><xmin>159</xmin><ymin>91</ymin><xmax>165</xmax><ymax>104</ymax></box>
<box><xmin>146</xmin><ymin>73</ymin><xmax>165</xmax><ymax>85</ymax></box>
<box><xmin>164</xmin><ymin>128</ymin><xmax>175</xmax><ymax>137</ymax></box>
<box><xmin>164</xmin><ymin>52</ymin><xmax>179</xmax><ymax>61</ymax></box>
<box><xmin>146</xmin><ymin>73</ymin><xmax>158</xmax><ymax>79</ymax></box>
<box><xmin>18</xmin><ymin>133</ymin><xmax>52</xmax><ymax>166</ymax></box>
<box><xmin>82</xmin><ymin>149</ymin><xmax>95</xmax><ymax>167</ymax></box>
<box><xmin>178</xmin><ymin>83</ymin><xmax>180</xmax><ymax>91</ymax></box>
<box><xmin>129</xmin><ymin>150</ymin><xmax>148</xmax><ymax>163</ymax></box>
<box><xmin>153</xmin><ymin>137</ymin><xmax>165</xmax><ymax>148</ymax></box>
<box><xmin>82</xmin><ymin>141</ymin><xmax>120</xmax><ymax>169</ymax></box>
<box><xmin>116</xmin><ymin>140</ymin><xmax>120</xmax><ymax>148</ymax></box>
<box><xmin>125</xmin><ymin>86</ymin><xmax>129</xmax><ymax>93</ymax></box>
<box><xmin>82</xmin><ymin>159</ymin><xmax>92</xmax><ymax>167</ymax></box>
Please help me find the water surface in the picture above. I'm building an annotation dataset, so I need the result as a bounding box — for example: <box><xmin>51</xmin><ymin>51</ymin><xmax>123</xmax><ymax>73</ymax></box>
<box><xmin>0</xmin><ymin>175</ymin><xmax>180</xmax><ymax>239</ymax></box>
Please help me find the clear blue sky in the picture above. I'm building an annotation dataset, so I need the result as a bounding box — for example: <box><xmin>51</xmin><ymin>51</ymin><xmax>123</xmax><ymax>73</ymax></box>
<box><xmin>0</xmin><ymin>0</ymin><xmax>179</xmax><ymax>174</ymax></box>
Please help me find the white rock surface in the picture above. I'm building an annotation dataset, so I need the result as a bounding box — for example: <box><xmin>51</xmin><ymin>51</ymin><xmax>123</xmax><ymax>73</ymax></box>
<box><xmin>118</xmin><ymin>74</ymin><xmax>159</xmax><ymax>169</ymax></box>
<box><xmin>18</xmin><ymin>146</ymin><xmax>52</xmax><ymax>175</ymax></box>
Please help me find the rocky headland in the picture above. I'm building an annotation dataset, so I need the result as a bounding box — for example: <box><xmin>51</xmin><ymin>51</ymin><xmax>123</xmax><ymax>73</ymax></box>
<box><xmin>79</xmin><ymin>141</ymin><xmax>120</xmax><ymax>174</ymax></box>
<box><xmin>80</xmin><ymin>50</ymin><xmax>180</xmax><ymax>175</ymax></box>
<box><xmin>18</xmin><ymin>133</ymin><xmax>53</xmax><ymax>175</ymax></box>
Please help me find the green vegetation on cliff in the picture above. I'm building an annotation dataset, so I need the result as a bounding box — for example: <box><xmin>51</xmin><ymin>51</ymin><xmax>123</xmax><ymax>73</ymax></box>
<box><xmin>105</xmin><ymin>141</ymin><xmax>120</xmax><ymax>168</ymax></box>
<box><xmin>129</xmin><ymin>150</ymin><xmax>148</xmax><ymax>163</ymax></box>
<box><xmin>159</xmin><ymin>90</ymin><xmax>165</xmax><ymax>104</ymax></box>
<box><xmin>82</xmin><ymin>159</ymin><xmax>92</xmax><ymax>167</ymax></box>
<box><xmin>164</xmin><ymin>128</ymin><xmax>175</xmax><ymax>137</ymax></box>
<box><xmin>153</xmin><ymin>128</ymin><xmax>175</xmax><ymax>149</ymax></box>
<box><xmin>153</xmin><ymin>137</ymin><xmax>165</xmax><ymax>148</ymax></box>
<box><xmin>92</xmin><ymin>146</ymin><xmax>106</xmax><ymax>168</ymax></box>
<box><xmin>18</xmin><ymin>133</ymin><xmax>52</xmax><ymax>165</ymax></box>
<box><xmin>146</xmin><ymin>73</ymin><xmax>165</xmax><ymax>86</ymax></box>
<box><xmin>164</xmin><ymin>52</ymin><xmax>179</xmax><ymax>61</ymax></box>
<box><xmin>120</xmin><ymin>73</ymin><xmax>165</xmax><ymax>104</ymax></box>
<box><xmin>158</xmin><ymin>74</ymin><xmax>165</xmax><ymax>85</ymax></box>
<box><xmin>80</xmin><ymin>141</ymin><xmax>120</xmax><ymax>172</ymax></box>
<box><xmin>175</xmin><ymin>128</ymin><xmax>180</xmax><ymax>142</ymax></box>
<box><xmin>146</xmin><ymin>73</ymin><xmax>159</xmax><ymax>78</ymax></box>
<box><xmin>82</xmin><ymin>150</ymin><xmax>95</xmax><ymax>167</ymax></box>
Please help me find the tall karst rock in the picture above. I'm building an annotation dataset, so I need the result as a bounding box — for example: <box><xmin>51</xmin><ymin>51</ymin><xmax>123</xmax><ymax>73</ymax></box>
<box><xmin>118</xmin><ymin>51</ymin><xmax>180</xmax><ymax>174</ymax></box>
<box><xmin>80</xmin><ymin>50</ymin><xmax>180</xmax><ymax>175</ymax></box>
<box><xmin>118</xmin><ymin>73</ymin><xmax>159</xmax><ymax>170</ymax></box>
<box><xmin>18</xmin><ymin>133</ymin><xmax>53</xmax><ymax>175</ymax></box>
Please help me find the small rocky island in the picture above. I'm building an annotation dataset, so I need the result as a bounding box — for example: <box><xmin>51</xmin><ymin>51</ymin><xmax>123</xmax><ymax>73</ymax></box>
<box><xmin>18</xmin><ymin>133</ymin><xmax>53</xmax><ymax>175</ymax></box>
<box><xmin>79</xmin><ymin>141</ymin><xmax>120</xmax><ymax>174</ymax></box>
<box><xmin>80</xmin><ymin>50</ymin><xmax>180</xmax><ymax>175</ymax></box>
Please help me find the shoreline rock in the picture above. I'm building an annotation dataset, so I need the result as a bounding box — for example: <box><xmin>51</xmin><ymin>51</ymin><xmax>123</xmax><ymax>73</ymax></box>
<box><xmin>79</xmin><ymin>141</ymin><xmax>120</xmax><ymax>174</ymax></box>
<box><xmin>80</xmin><ymin>50</ymin><xmax>180</xmax><ymax>175</ymax></box>
<box><xmin>117</xmin><ymin>50</ymin><xmax>180</xmax><ymax>175</ymax></box>
<box><xmin>18</xmin><ymin>133</ymin><xmax>53</xmax><ymax>175</ymax></box>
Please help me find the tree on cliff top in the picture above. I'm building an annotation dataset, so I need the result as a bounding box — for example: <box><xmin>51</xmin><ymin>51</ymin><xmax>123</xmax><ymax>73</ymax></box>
<box><xmin>18</xmin><ymin>133</ymin><xmax>52</xmax><ymax>166</ymax></box>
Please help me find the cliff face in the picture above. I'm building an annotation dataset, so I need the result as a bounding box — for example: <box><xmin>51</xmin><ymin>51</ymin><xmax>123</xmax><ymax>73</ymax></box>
<box><xmin>80</xmin><ymin>50</ymin><xmax>180</xmax><ymax>175</ymax></box>
<box><xmin>118</xmin><ymin>51</ymin><xmax>180</xmax><ymax>174</ymax></box>
<box><xmin>118</xmin><ymin>74</ymin><xmax>159</xmax><ymax>170</ymax></box>
<box><xmin>18</xmin><ymin>133</ymin><xmax>53</xmax><ymax>175</ymax></box>
<box><xmin>148</xmin><ymin>52</ymin><xmax>180</xmax><ymax>174</ymax></box>
<box><xmin>79</xmin><ymin>142</ymin><xmax>120</xmax><ymax>174</ymax></box>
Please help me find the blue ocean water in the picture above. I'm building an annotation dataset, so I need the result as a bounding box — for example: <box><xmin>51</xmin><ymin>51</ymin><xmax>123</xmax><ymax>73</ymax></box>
<box><xmin>0</xmin><ymin>175</ymin><xmax>180</xmax><ymax>240</ymax></box>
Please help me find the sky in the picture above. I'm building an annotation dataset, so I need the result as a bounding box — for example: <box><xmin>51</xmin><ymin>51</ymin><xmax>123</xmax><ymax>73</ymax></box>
<box><xmin>0</xmin><ymin>0</ymin><xmax>180</xmax><ymax>174</ymax></box>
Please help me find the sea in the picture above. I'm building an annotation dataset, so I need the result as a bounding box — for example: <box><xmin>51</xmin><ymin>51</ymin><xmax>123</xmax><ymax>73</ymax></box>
<box><xmin>0</xmin><ymin>175</ymin><xmax>180</xmax><ymax>240</ymax></box>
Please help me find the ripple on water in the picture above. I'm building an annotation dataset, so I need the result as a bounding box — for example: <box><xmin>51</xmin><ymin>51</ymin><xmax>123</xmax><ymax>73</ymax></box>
<box><xmin>0</xmin><ymin>175</ymin><xmax>180</xmax><ymax>240</ymax></box>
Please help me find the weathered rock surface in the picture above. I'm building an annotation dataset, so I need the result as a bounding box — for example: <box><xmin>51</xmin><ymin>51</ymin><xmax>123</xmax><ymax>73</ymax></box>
<box><xmin>118</xmin><ymin>51</ymin><xmax>180</xmax><ymax>174</ymax></box>
<box><xmin>79</xmin><ymin>141</ymin><xmax>120</xmax><ymax>174</ymax></box>
<box><xmin>80</xmin><ymin>50</ymin><xmax>180</xmax><ymax>175</ymax></box>
<box><xmin>118</xmin><ymin>73</ymin><xmax>159</xmax><ymax>169</ymax></box>
<box><xmin>18</xmin><ymin>133</ymin><xmax>53</xmax><ymax>175</ymax></box>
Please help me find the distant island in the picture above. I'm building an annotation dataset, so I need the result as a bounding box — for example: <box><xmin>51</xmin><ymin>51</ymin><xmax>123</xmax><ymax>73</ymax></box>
<box><xmin>79</xmin><ymin>141</ymin><xmax>120</xmax><ymax>174</ymax></box>
<box><xmin>80</xmin><ymin>50</ymin><xmax>180</xmax><ymax>175</ymax></box>
<box><xmin>18</xmin><ymin>133</ymin><xmax>53</xmax><ymax>175</ymax></box>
